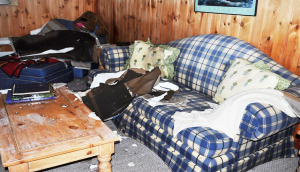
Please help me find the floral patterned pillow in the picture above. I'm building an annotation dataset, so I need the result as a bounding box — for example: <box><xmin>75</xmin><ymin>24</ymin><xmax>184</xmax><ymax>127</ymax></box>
<box><xmin>213</xmin><ymin>58</ymin><xmax>291</xmax><ymax>104</ymax></box>
<box><xmin>123</xmin><ymin>38</ymin><xmax>180</xmax><ymax>80</ymax></box>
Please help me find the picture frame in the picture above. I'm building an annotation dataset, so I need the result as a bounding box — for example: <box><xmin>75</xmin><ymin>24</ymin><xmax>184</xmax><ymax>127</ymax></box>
<box><xmin>195</xmin><ymin>0</ymin><xmax>257</xmax><ymax>16</ymax></box>
<box><xmin>0</xmin><ymin>0</ymin><xmax>18</xmax><ymax>6</ymax></box>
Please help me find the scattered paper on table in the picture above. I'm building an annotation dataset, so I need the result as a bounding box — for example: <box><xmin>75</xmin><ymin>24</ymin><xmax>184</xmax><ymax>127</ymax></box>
<box><xmin>52</xmin><ymin>83</ymin><xmax>67</xmax><ymax>89</ymax></box>
<box><xmin>0</xmin><ymin>89</ymin><xmax>10</xmax><ymax>94</ymax></box>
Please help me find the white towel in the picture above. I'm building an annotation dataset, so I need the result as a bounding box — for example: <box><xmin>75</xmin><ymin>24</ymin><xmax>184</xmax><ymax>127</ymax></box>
<box><xmin>172</xmin><ymin>89</ymin><xmax>300</xmax><ymax>139</ymax></box>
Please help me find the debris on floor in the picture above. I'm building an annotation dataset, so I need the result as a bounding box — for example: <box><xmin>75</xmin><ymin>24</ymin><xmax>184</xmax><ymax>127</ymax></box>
<box><xmin>132</xmin><ymin>144</ymin><xmax>137</xmax><ymax>147</ymax></box>
<box><xmin>113</xmin><ymin>130</ymin><xmax>128</xmax><ymax>141</ymax></box>
<box><xmin>128</xmin><ymin>162</ymin><xmax>135</xmax><ymax>167</ymax></box>
<box><xmin>89</xmin><ymin>164</ymin><xmax>98</xmax><ymax>170</ymax></box>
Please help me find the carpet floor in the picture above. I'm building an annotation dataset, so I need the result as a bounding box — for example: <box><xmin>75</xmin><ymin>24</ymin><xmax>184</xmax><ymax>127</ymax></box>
<box><xmin>0</xmin><ymin>77</ymin><xmax>298</xmax><ymax>172</ymax></box>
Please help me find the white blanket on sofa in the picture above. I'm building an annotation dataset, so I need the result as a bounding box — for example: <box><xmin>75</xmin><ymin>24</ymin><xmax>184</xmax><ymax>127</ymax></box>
<box><xmin>172</xmin><ymin>89</ymin><xmax>300</xmax><ymax>139</ymax></box>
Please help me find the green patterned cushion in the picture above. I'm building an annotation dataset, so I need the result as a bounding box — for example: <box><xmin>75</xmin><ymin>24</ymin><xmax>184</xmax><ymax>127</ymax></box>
<box><xmin>123</xmin><ymin>38</ymin><xmax>180</xmax><ymax>80</ymax></box>
<box><xmin>213</xmin><ymin>58</ymin><xmax>291</xmax><ymax>104</ymax></box>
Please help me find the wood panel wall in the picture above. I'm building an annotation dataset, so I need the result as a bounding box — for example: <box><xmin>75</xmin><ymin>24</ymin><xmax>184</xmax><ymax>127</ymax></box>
<box><xmin>98</xmin><ymin>0</ymin><xmax>300</xmax><ymax>76</ymax></box>
<box><xmin>0</xmin><ymin>0</ymin><xmax>98</xmax><ymax>51</ymax></box>
<box><xmin>0</xmin><ymin>0</ymin><xmax>299</xmax><ymax>76</ymax></box>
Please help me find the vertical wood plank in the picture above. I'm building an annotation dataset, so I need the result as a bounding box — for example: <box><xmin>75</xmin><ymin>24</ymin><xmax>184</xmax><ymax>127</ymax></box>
<box><xmin>0</xmin><ymin>7</ymin><xmax>10</xmax><ymax>37</ymax></box>
<box><xmin>210</xmin><ymin>14</ymin><xmax>222</xmax><ymax>34</ymax></box>
<box><xmin>112</xmin><ymin>0</ymin><xmax>118</xmax><ymax>43</ymax></box>
<box><xmin>229</xmin><ymin>15</ymin><xmax>241</xmax><ymax>38</ymax></box>
<box><xmin>150</xmin><ymin>0</ymin><xmax>156</xmax><ymax>42</ymax></box>
<box><xmin>166</xmin><ymin>0</ymin><xmax>174</xmax><ymax>42</ymax></box>
<box><xmin>129</xmin><ymin>0</ymin><xmax>135</xmax><ymax>43</ymax></box>
<box><xmin>8</xmin><ymin>5</ymin><xmax>20</xmax><ymax>36</ymax></box>
<box><xmin>154</xmin><ymin>0</ymin><xmax>162</xmax><ymax>43</ymax></box>
<box><xmin>16</xmin><ymin>0</ymin><xmax>27</xmax><ymax>36</ymax></box>
<box><xmin>172</xmin><ymin>0</ymin><xmax>180</xmax><ymax>41</ymax></box>
<box><xmin>270</xmin><ymin>0</ymin><xmax>296</xmax><ymax>64</ymax></box>
<box><xmin>200</xmin><ymin>13</ymin><xmax>211</xmax><ymax>34</ymax></box>
<box><xmin>259</xmin><ymin>0</ymin><xmax>282</xmax><ymax>57</ymax></box>
<box><xmin>123</xmin><ymin>0</ymin><xmax>129</xmax><ymax>42</ymax></box>
<box><xmin>193</xmin><ymin>12</ymin><xmax>203</xmax><ymax>36</ymax></box>
<box><xmin>186</xmin><ymin>0</ymin><xmax>195</xmax><ymax>38</ymax></box>
<box><xmin>238</xmin><ymin>16</ymin><xmax>254</xmax><ymax>42</ymax></box>
<box><xmin>106</xmin><ymin>0</ymin><xmax>113</xmax><ymax>43</ymax></box>
<box><xmin>160</xmin><ymin>0</ymin><xmax>168</xmax><ymax>44</ymax></box>
<box><xmin>249</xmin><ymin>0</ymin><xmax>269</xmax><ymax>48</ymax></box>
<box><xmin>283</xmin><ymin>0</ymin><xmax>300</xmax><ymax>75</ymax></box>
<box><xmin>85</xmin><ymin>0</ymin><xmax>93</xmax><ymax>12</ymax></box>
<box><xmin>135</xmin><ymin>0</ymin><xmax>141</xmax><ymax>40</ymax></box>
<box><xmin>179</xmin><ymin>0</ymin><xmax>188</xmax><ymax>39</ymax></box>
<box><xmin>119</xmin><ymin>0</ymin><xmax>124</xmax><ymax>42</ymax></box>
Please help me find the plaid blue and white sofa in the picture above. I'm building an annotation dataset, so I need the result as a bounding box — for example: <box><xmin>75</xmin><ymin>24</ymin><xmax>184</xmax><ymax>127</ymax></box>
<box><xmin>92</xmin><ymin>34</ymin><xmax>300</xmax><ymax>171</ymax></box>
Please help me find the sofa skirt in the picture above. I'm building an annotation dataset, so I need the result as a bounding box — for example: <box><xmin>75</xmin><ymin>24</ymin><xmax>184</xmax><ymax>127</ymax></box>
<box><xmin>113</xmin><ymin>107</ymin><xmax>296</xmax><ymax>172</ymax></box>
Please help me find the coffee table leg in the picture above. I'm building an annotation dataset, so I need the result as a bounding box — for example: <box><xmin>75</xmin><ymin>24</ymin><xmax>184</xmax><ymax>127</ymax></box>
<box><xmin>98</xmin><ymin>142</ymin><xmax>114</xmax><ymax>172</ymax></box>
<box><xmin>8</xmin><ymin>163</ymin><xmax>29</xmax><ymax>172</ymax></box>
<box><xmin>98</xmin><ymin>155</ymin><xmax>112</xmax><ymax>172</ymax></box>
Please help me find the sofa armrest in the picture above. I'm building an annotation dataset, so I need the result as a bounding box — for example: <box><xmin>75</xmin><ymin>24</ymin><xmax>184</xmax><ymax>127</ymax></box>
<box><xmin>100</xmin><ymin>46</ymin><xmax>130</xmax><ymax>72</ymax></box>
<box><xmin>283</xmin><ymin>85</ymin><xmax>300</xmax><ymax>99</ymax></box>
<box><xmin>239</xmin><ymin>87</ymin><xmax>300</xmax><ymax>140</ymax></box>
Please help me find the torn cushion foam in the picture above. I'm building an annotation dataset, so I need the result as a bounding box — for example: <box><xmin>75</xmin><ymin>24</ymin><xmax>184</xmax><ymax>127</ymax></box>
<box><xmin>123</xmin><ymin>38</ymin><xmax>180</xmax><ymax>80</ymax></box>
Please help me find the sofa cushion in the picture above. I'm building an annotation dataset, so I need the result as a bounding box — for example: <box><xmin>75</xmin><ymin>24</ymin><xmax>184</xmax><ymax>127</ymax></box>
<box><xmin>213</xmin><ymin>58</ymin><xmax>280</xmax><ymax>103</ymax></box>
<box><xmin>124</xmin><ymin>39</ymin><xmax>180</xmax><ymax>80</ymax></box>
<box><xmin>131</xmin><ymin>91</ymin><xmax>234</xmax><ymax>158</ymax></box>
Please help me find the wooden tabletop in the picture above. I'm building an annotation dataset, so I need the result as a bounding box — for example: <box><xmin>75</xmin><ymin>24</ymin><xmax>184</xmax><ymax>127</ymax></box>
<box><xmin>0</xmin><ymin>86</ymin><xmax>119</xmax><ymax>168</ymax></box>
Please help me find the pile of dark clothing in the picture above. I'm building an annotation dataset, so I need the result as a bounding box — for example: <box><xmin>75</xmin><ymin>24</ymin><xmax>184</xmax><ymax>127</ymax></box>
<box><xmin>82</xmin><ymin>67</ymin><xmax>175</xmax><ymax>121</ymax></box>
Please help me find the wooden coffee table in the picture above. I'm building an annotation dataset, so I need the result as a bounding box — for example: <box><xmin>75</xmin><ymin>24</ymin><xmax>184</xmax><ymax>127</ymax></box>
<box><xmin>0</xmin><ymin>86</ymin><xmax>119</xmax><ymax>172</ymax></box>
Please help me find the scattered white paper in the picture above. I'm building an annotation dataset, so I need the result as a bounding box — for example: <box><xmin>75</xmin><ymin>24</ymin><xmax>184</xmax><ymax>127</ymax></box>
<box><xmin>0</xmin><ymin>37</ymin><xmax>10</xmax><ymax>45</ymax></box>
<box><xmin>113</xmin><ymin>130</ymin><xmax>128</xmax><ymax>141</ymax></box>
<box><xmin>153</xmin><ymin>82</ymin><xmax>179</xmax><ymax>91</ymax></box>
<box><xmin>90</xmin><ymin>70</ymin><xmax>127</xmax><ymax>89</ymax></box>
<box><xmin>143</xmin><ymin>92</ymin><xmax>167</xmax><ymax>107</ymax></box>
<box><xmin>132</xmin><ymin>144</ymin><xmax>137</xmax><ymax>147</ymax></box>
<box><xmin>124</xmin><ymin>148</ymin><xmax>129</xmax><ymax>152</ymax></box>
<box><xmin>88</xmin><ymin>112</ymin><xmax>101</xmax><ymax>121</ymax></box>
<box><xmin>128</xmin><ymin>162</ymin><xmax>135</xmax><ymax>167</ymax></box>
<box><xmin>0</xmin><ymin>51</ymin><xmax>14</xmax><ymax>57</ymax></box>
<box><xmin>90</xmin><ymin>164</ymin><xmax>98</xmax><ymax>170</ymax></box>
<box><xmin>71</xmin><ymin>89</ymin><xmax>91</xmax><ymax>102</ymax></box>
<box><xmin>0</xmin><ymin>89</ymin><xmax>10</xmax><ymax>94</ymax></box>
<box><xmin>20</xmin><ymin>47</ymin><xmax>74</xmax><ymax>57</ymax></box>
<box><xmin>30</xmin><ymin>23</ymin><xmax>48</xmax><ymax>35</ymax></box>
<box><xmin>62</xmin><ymin>105</ymin><xmax>68</xmax><ymax>108</ymax></box>
<box><xmin>52</xmin><ymin>83</ymin><xmax>67</xmax><ymax>89</ymax></box>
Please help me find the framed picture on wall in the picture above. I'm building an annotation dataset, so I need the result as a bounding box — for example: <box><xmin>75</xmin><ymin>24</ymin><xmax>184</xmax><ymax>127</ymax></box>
<box><xmin>195</xmin><ymin>0</ymin><xmax>257</xmax><ymax>16</ymax></box>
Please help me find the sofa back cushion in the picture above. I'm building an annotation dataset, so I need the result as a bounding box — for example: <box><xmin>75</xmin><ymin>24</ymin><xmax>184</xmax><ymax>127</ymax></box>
<box><xmin>166</xmin><ymin>34</ymin><xmax>300</xmax><ymax>97</ymax></box>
